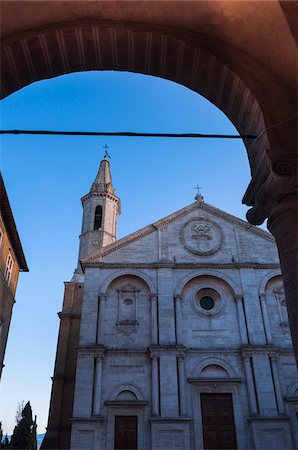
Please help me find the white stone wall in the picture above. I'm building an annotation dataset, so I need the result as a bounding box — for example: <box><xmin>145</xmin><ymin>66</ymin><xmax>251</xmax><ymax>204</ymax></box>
<box><xmin>71</xmin><ymin>203</ymin><xmax>298</xmax><ymax>449</ymax></box>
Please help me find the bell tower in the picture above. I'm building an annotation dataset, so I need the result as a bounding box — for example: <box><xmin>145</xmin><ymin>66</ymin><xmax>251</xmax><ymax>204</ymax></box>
<box><xmin>78</xmin><ymin>153</ymin><xmax>121</xmax><ymax>262</ymax></box>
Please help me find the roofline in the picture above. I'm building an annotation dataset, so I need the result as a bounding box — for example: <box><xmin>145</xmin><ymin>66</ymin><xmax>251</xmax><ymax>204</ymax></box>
<box><xmin>0</xmin><ymin>173</ymin><xmax>29</xmax><ymax>271</ymax></box>
<box><xmin>81</xmin><ymin>199</ymin><xmax>274</xmax><ymax>263</ymax></box>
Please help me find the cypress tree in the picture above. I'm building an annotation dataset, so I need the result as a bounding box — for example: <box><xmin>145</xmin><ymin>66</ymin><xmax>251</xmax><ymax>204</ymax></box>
<box><xmin>2</xmin><ymin>436</ymin><xmax>10</xmax><ymax>450</ymax></box>
<box><xmin>10</xmin><ymin>402</ymin><xmax>37</xmax><ymax>449</ymax></box>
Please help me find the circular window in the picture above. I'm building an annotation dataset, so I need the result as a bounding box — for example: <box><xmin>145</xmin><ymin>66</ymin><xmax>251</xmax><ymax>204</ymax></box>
<box><xmin>192</xmin><ymin>287</ymin><xmax>225</xmax><ymax>317</ymax></box>
<box><xmin>200</xmin><ymin>296</ymin><xmax>215</xmax><ymax>310</ymax></box>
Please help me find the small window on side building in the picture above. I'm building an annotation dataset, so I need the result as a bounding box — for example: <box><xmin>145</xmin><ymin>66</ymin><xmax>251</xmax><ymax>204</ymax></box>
<box><xmin>4</xmin><ymin>253</ymin><xmax>14</xmax><ymax>285</ymax></box>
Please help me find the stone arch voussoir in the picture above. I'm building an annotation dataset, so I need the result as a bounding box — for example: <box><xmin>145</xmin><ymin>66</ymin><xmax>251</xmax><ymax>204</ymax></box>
<box><xmin>108</xmin><ymin>383</ymin><xmax>144</xmax><ymax>401</ymax></box>
<box><xmin>258</xmin><ymin>269</ymin><xmax>283</xmax><ymax>296</ymax></box>
<box><xmin>1</xmin><ymin>19</ymin><xmax>270</xmax><ymax>186</ymax></box>
<box><xmin>174</xmin><ymin>269</ymin><xmax>242</xmax><ymax>299</ymax></box>
<box><xmin>192</xmin><ymin>357</ymin><xmax>237</xmax><ymax>379</ymax></box>
<box><xmin>99</xmin><ymin>268</ymin><xmax>156</xmax><ymax>295</ymax></box>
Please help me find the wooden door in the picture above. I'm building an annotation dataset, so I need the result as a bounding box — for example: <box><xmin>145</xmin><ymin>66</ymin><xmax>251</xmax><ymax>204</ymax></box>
<box><xmin>201</xmin><ymin>393</ymin><xmax>237</xmax><ymax>449</ymax></box>
<box><xmin>114</xmin><ymin>415</ymin><xmax>138</xmax><ymax>450</ymax></box>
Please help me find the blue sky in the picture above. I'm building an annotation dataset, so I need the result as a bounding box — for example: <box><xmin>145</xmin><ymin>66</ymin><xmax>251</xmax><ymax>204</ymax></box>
<box><xmin>0</xmin><ymin>71</ymin><xmax>254</xmax><ymax>435</ymax></box>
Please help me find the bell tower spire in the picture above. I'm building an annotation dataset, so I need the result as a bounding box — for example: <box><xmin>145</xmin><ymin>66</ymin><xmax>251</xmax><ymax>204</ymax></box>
<box><xmin>78</xmin><ymin>149</ymin><xmax>121</xmax><ymax>262</ymax></box>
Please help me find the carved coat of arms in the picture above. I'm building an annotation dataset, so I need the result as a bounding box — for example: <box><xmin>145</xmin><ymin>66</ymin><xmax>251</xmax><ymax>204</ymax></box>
<box><xmin>181</xmin><ymin>218</ymin><xmax>223</xmax><ymax>255</ymax></box>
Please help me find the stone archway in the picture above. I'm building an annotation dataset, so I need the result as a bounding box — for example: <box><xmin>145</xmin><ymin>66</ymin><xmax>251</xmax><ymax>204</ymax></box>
<box><xmin>1</xmin><ymin>0</ymin><xmax>297</xmax><ymax>392</ymax></box>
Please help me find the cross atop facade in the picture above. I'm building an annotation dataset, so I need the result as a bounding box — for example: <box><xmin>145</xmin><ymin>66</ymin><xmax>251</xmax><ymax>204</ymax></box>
<box><xmin>195</xmin><ymin>183</ymin><xmax>203</xmax><ymax>195</ymax></box>
<box><xmin>194</xmin><ymin>183</ymin><xmax>204</xmax><ymax>202</ymax></box>
<box><xmin>103</xmin><ymin>144</ymin><xmax>111</xmax><ymax>160</ymax></box>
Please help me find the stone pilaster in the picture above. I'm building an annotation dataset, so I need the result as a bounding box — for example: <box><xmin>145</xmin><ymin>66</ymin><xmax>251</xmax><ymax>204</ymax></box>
<box><xmin>150</xmin><ymin>351</ymin><xmax>160</xmax><ymax>416</ymax></box>
<box><xmin>239</xmin><ymin>268</ymin><xmax>266</xmax><ymax>345</ymax></box>
<box><xmin>242</xmin><ymin>353</ymin><xmax>258</xmax><ymax>415</ymax></box>
<box><xmin>96</xmin><ymin>293</ymin><xmax>107</xmax><ymax>345</ymax></box>
<box><xmin>259</xmin><ymin>294</ymin><xmax>273</xmax><ymax>344</ymax></box>
<box><xmin>177</xmin><ymin>352</ymin><xmax>187</xmax><ymax>416</ymax></box>
<box><xmin>269</xmin><ymin>353</ymin><xmax>285</xmax><ymax>414</ymax></box>
<box><xmin>174</xmin><ymin>295</ymin><xmax>183</xmax><ymax>345</ymax></box>
<box><xmin>157</xmin><ymin>268</ymin><xmax>175</xmax><ymax>345</ymax></box>
<box><xmin>235</xmin><ymin>295</ymin><xmax>248</xmax><ymax>345</ymax></box>
<box><xmin>93</xmin><ymin>351</ymin><xmax>104</xmax><ymax>416</ymax></box>
<box><xmin>72</xmin><ymin>352</ymin><xmax>94</xmax><ymax>418</ymax></box>
<box><xmin>151</xmin><ymin>294</ymin><xmax>158</xmax><ymax>345</ymax></box>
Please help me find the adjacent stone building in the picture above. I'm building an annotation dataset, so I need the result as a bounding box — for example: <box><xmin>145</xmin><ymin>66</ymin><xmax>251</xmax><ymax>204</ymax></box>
<box><xmin>43</xmin><ymin>157</ymin><xmax>298</xmax><ymax>450</ymax></box>
<box><xmin>0</xmin><ymin>173</ymin><xmax>29</xmax><ymax>379</ymax></box>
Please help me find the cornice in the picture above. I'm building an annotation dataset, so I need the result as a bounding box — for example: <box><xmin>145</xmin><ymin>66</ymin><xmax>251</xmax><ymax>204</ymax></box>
<box><xmin>81</xmin><ymin>190</ymin><xmax>120</xmax><ymax>207</ymax></box>
<box><xmin>75</xmin><ymin>345</ymin><xmax>295</xmax><ymax>357</ymax></box>
<box><xmin>104</xmin><ymin>400</ymin><xmax>148</xmax><ymax>407</ymax></box>
<box><xmin>247</xmin><ymin>415</ymin><xmax>290</xmax><ymax>422</ymax></box>
<box><xmin>58</xmin><ymin>311</ymin><xmax>81</xmax><ymax>320</ymax></box>
<box><xmin>188</xmin><ymin>377</ymin><xmax>242</xmax><ymax>384</ymax></box>
<box><xmin>81</xmin><ymin>200</ymin><xmax>275</xmax><ymax>264</ymax></box>
<box><xmin>82</xmin><ymin>262</ymin><xmax>280</xmax><ymax>270</ymax></box>
<box><xmin>70</xmin><ymin>416</ymin><xmax>104</xmax><ymax>423</ymax></box>
<box><xmin>199</xmin><ymin>202</ymin><xmax>274</xmax><ymax>242</ymax></box>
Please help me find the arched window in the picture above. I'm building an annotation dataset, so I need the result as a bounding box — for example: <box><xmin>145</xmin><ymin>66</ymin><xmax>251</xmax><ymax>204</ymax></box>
<box><xmin>94</xmin><ymin>205</ymin><xmax>102</xmax><ymax>230</ymax></box>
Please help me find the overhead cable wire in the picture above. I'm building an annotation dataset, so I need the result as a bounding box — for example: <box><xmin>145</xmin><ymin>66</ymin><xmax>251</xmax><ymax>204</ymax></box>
<box><xmin>0</xmin><ymin>129</ymin><xmax>256</xmax><ymax>139</ymax></box>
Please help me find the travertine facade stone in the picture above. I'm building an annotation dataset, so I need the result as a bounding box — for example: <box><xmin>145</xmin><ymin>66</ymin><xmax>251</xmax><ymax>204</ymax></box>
<box><xmin>43</xmin><ymin>159</ymin><xmax>298</xmax><ymax>450</ymax></box>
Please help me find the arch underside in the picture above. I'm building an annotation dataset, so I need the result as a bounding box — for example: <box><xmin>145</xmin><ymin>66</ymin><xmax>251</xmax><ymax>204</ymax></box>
<box><xmin>1</xmin><ymin>20</ymin><xmax>272</xmax><ymax>211</ymax></box>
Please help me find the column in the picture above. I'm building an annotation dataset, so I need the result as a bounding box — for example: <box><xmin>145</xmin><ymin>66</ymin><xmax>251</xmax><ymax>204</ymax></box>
<box><xmin>239</xmin><ymin>268</ymin><xmax>266</xmax><ymax>345</ymax></box>
<box><xmin>242</xmin><ymin>354</ymin><xmax>258</xmax><ymax>415</ymax></box>
<box><xmin>151</xmin><ymin>294</ymin><xmax>158</xmax><ymax>345</ymax></box>
<box><xmin>157</xmin><ymin>268</ymin><xmax>176</xmax><ymax>344</ymax></box>
<box><xmin>177</xmin><ymin>354</ymin><xmax>187</xmax><ymax>416</ymax></box>
<box><xmin>259</xmin><ymin>294</ymin><xmax>273</xmax><ymax>344</ymax></box>
<box><xmin>96</xmin><ymin>293</ymin><xmax>106</xmax><ymax>345</ymax></box>
<box><xmin>235</xmin><ymin>295</ymin><xmax>248</xmax><ymax>345</ymax></box>
<box><xmin>270</xmin><ymin>354</ymin><xmax>285</xmax><ymax>414</ymax></box>
<box><xmin>174</xmin><ymin>295</ymin><xmax>183</xmax><ymax>345</ymax></box>
<box><xmin>93</xmin><ymin>352</ymin><xmax>104</xmax><ymax>416</ymax></box>
<box><xmin>267</xmin><ymin>195</ymin><xmax>298</xmax><ymax>366</ymax></box>
<box><xmin>151</xmin><ymin>352</ymin><xmax>159</xmax><ymax>416</ymax></box>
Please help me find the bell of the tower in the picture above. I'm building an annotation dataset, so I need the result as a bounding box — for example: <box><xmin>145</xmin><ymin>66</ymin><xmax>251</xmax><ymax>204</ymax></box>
<box><xmin>77</xmin><ymin>156</ymin><xmax>121</xmax><ymax>262</ymax></box>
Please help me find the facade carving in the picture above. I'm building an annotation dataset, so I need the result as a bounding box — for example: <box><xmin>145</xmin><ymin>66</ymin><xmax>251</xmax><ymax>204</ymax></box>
<box><xmin>180</xmin><ymin>218</ymin><xmax>223</xmax><ymax>256</ymax></box>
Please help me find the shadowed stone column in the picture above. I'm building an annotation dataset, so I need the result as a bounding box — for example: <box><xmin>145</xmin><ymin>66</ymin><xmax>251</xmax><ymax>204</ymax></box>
<box><xmin>174</xmin><ymin>295</ymin><xmax>183</xmax><ymax>345</ymax></box>
<box><xmin>151</xmin><ymin>294</ymin><xmax>158</xmax><ymax>345</ymax></box>
<box><xmin>96</xmin><ymin>293</ymin><xmax>107</xmax><ymax>345</ymax></box>
<box><xmin>235</xmin><ymin>295</ymin><xmax>249</xmax><ymax>345</ymax></box>
<box><xmin>246</xmin><ymin>160</ymin><xmax>298</xmax><ymax>366</ymax></box>
<box><xmin>270</xmin><ymin>354</ymin><xmax>285</xmax><ymax>414</ymax></box>
<box><xmin>259</xmin><ymin>294</ymin><xmax>273</xmax><ymax>344</ymax></box>
<box><xmin>93</xmin><ymin>351</ymin><xmax>104</xmax><ymax>416</ymax></box>
<box><xmin>267</xmin><ymin>194</ymin><xmax>298</xmax><ymax>365</ymax></box>
<box><xmin>150</xmin><ymin>351</ymin><xmax>159</xmax><ymax>416</ymax></box>
<box><xmin>242</xmin><ymin>353</ymin><xmax>258</xmax><ymax>415</ymax></box>
<box><xmin>177</xmin><ymin>353</ymin><xmax>187</xmax><ymax>416</ymax></box>
<box><xmin>157</xmin><ymin>268</ymin><xmax>175</xmax><ymax>344</ymax></box>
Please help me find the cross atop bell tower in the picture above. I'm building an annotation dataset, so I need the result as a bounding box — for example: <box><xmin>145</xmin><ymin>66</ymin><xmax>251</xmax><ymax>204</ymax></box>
<box><xmin>77</xmin><ymin>148</ymin><xmax>121</xmax><ymax>262</ymax></box>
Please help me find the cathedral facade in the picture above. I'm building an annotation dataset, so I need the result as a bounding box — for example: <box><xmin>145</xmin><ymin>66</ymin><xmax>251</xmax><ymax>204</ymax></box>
<box><xmin>43</xmin><ymin>157</ymin><xmax>298</xmax><ymax>450</ymax></box>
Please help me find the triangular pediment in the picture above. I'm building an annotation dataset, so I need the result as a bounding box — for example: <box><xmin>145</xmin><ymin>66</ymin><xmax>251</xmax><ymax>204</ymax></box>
<box><xmin>81</xmin><ymin>200</ymin><xmax>275</xmax><ymax>265</ymax></box>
